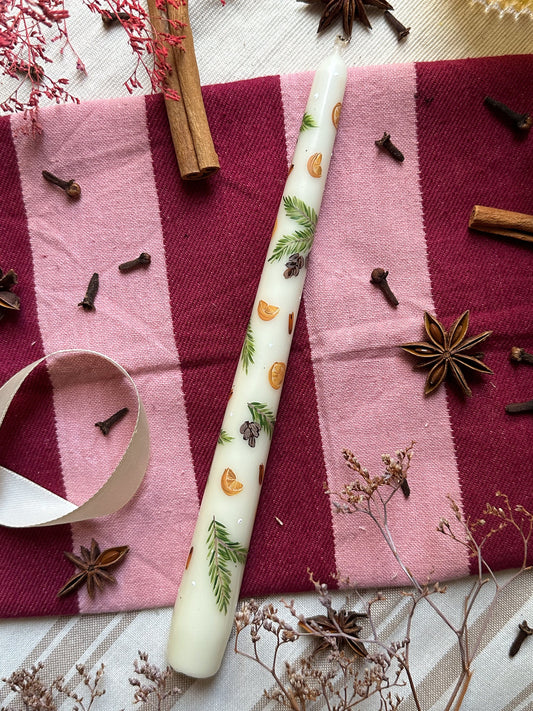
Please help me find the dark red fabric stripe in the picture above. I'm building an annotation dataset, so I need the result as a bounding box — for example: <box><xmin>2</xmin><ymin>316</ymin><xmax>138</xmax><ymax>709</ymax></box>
<box><xmin>146</xmin><ymin>78</ymin><xmax>337</xmax><ymax>595</ymax></box>
<box><xmin>0</xmin><ymin>116</ymin><xmax>77</xmax><ymax>616</ymax></box>
<box><xmin>415</xmin><ymin>55</ymin><xmax>533</xmax><ymax>574</ymax></box>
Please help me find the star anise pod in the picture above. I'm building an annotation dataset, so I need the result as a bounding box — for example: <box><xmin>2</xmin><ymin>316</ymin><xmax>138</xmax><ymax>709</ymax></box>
<box><xmin>57</xmin><ymin>539</ymin><xmax>129</xmax><ymax>599</ymax></box>
<box><xmin>298</xmin><ymin>608</ymin><xmax>368</xmax><ymax>656</ymax></box>
<box><xmin>400</xmin><ymin>311</ymin><xmax>493</xmax><ymax>397</ymax></box>
<box><xmin>301</xmin><ymin>0</ymin><xmax>393</xmax><ymax>36</ymax></box>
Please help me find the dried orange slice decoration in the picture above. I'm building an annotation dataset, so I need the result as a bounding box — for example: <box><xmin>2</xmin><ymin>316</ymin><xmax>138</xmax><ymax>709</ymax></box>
<box><xmin>221</xmin><ymin>467</ymin><xmax>244</xmax><ymax>496</ymax></box>
<box><xmin>332</xmin><ymin>102</ymin><xmax>342</xmax><ymax>129</ymax></box>
<box><xmin>268</xmin><ymin>361</ymin><xmax>286</xmax><ymax>390</ymax></box>
<box><xmin>307</xmin><ymin>152</ymin><xmax>322</xmax><ymax>178</ymax></box>
<box><xmin>257</xmin><ymin>300</ymin><xmax>280</xmax><ymax>321</ymax></box>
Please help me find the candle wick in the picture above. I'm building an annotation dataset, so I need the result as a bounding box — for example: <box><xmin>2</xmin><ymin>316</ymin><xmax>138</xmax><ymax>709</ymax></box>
<box><xmin>334</xmin><ymin>34</ymin><xmax>350</xmax><ymax>52</ymax></box>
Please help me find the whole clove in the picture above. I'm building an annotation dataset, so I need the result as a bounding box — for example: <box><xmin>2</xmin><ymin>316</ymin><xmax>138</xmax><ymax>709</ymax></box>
<box><xmin>118</xmin><ymin>252</ymin><xmax>151</xmax><ymax>272</ymax></box>
<box><xmin>370</xmin><ymin>268</ymin><xmax>399</xmax><ymax>306</ymax></box>
<box><xmin>510</xmin><ymin>347</ymin><xmax>533</xmax><ymax>365</ymax></box>
<box><xmin>42</xmin><ymin>170</ymin><xmax>81</xmax><ymax>198</ymax></box>
<box><xmin>102</xmin><ymin>11</ymin><xmax>131</xmax><ymax>25</ymax></box>
<box><xmin>509</xmin><ymin>620</ymin><xmax>533</xmax><ymax>657</ymax></box>
<box><xmin>78</xmin><ymin>273</ymin><xmax>99</xmax><ymax>311</ymax></box>
<box><xmin>95</xmin><ymin>407</ymin><xmax>129</xmax><ymax>435</ymax></box>
<box><xmin>505</xmin><ymin>399</ymin><xmax>533</xmax><ymax>414</ymax></box>
<box><xmin>375</xmin><ymin>132</ymin><xmax>405</xmax><ymax>162</ymax></box>
<box><xmin>384</xmin><ymin>10</ymin><xmax>410</xmax><ymax>40</ymax></box>
<box><xmin>483</xmin><ymin>96</ymin><xmax>532</xmax><ymax>132</ymax></box>
<box><xmin>400</xmin><ymin>479</ymin><xmax>410</xmax><ymax>498</ymax></box>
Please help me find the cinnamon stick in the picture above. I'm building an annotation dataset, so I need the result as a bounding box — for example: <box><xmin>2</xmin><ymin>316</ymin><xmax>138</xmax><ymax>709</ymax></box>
<box><xmin>146</xmin><ymin>0</ymin><xmax>219</xmax><ymax>180</ymax></box>
<box><xmin>468</xmin><ymin>205</ymin><xmax>533</xmax><ymax>244</ymax></box>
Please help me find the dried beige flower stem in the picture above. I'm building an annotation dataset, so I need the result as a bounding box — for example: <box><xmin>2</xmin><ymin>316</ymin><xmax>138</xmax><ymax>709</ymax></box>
<box><xmin>335</xmin><ymin>448</ymin><xmax>532</xmax><ymax>711</ymax></box>
<box><xmin>235</xmin><ymin>444</ymin><xmax>532</xmax><ymax>711</ymax></box>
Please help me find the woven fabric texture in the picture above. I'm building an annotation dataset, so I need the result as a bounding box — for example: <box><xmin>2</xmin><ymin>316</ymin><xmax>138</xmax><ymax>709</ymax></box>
<box><xmin>0</xmin><ymin>54</ymin><xmax>531</xmax><ymax>619</ymax></box>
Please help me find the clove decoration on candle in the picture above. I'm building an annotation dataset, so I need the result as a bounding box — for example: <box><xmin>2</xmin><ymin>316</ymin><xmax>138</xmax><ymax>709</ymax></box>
<box><xmin>167</xmin><ymin>44</ymin><xmax>348</xmax><ymax>679</ymax></box>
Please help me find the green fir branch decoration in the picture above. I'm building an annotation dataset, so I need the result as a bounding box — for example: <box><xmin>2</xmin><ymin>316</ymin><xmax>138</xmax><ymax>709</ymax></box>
<box><xmin>283</xmin><ymin>196</ymin><xmax>318</xmax><ymax>231</ymax></box>
<box><xmin>300</xmin><ymin>112</ymin><xmax>318</xmax><ymax>132</ymax></box>
<box><xmin>218</xmin><ymin>429</ymin><xmax>234</xmax><ymax>445</ymax></box>
<box><xmin>206</xmin><ymin>516</ymin><xmax>248</xmax><ymax>614</ymax></box>
<box><xmin>247</xmin><ymin>402</ymin><xmax>276</xmax><ymax>439</ymax></box>
<box><xmin>240</xmin><ymin>321</ymin><xmax>255</xmax><ymax>374</ymax></box>
<box><xmin>268</xmin><ymin>197</ymin><xmax>317</xmax><ymax>263</ymax></box>
<box><xmin>268</xmin><ymin>229</ymin><xmax>315</xmax><ymax>263</ymax></box>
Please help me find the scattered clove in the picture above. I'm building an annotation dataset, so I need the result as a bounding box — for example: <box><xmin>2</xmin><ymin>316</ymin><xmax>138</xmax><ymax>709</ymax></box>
<box><xmin>384</xmin><ymin>10</ymin><xmax>410</xmax><ymax>40</ymax></box>
<box><xmin>102</xmin><ymin>10</ymin><xmax>131</xmax><ymax>25</ymax></box>
<box><xmin>118</xmin><ymin>252</ymin><xmax>151</xmax><ymax>272</ymax></box>
<box><xmin>78</xmin><ymin>273</ymin><xmax>99</xmax><ymax>311</ymax></box>
<box><xmin>14</xmin><ymin>60</ymin><xmax>44</xmax><ymax>82</ymax></box>
<box><xmin>0</xmin><ymin>267</ymin><xmax>20</xmax><ymax>321</ymax></box>
<box><xmin>510</xmin><ymin>347</ymin><xmax>533</xmax><ymax>365</ymax></box>
<box><xmin>509</xmin><ymin>620</ymin><xmax>533</xmax><ymax>657</ymax></box>
<box><xmin>42</xmin><ymin>170</ymin><xmax>81</xmax><ymax>198</ymax></box>
<box><xmin>370</xmin><ymin>268</ymin><xmax>399</xmax><ymax>306</ymax></box>
<box><xmin>400</xmin><ymin>479</ymin><xmax>410</xmax><ymax>498</ymax></box>
<box><xmin>483</xmin><ymin>96</ymin><xmax>532</xmax><ymax>132</ymax></box>
<box><xmin>95</xmin><ymin>407</ymin><xmax>129</xmax><ymax>435</ymax></box>
<box><xmin>505</xmin><ymin>399</ymin><xmax>533</xmax><ymax>414</ymax></box>
<box><xmin>375</xmin><ymin>132</ymin><xmax>405</xmax><ymax>162</ymax></box>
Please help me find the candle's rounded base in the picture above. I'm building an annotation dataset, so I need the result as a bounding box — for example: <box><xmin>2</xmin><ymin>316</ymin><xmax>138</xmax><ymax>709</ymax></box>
<box><xmin>167</xmin><ymin>596</ymin><xmax>231</xmax><ymax>679</ymax></box>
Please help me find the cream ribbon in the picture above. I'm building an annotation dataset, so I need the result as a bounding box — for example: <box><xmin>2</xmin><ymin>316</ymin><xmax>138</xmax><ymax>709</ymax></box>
<box><xmin>0</xmin><ymin>350</ymin><xmax>149</xmax><ymax>528</ymax></box>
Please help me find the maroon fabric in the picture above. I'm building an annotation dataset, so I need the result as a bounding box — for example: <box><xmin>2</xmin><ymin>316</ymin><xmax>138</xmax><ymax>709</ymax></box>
<box><xmin>416</xmin><ymin>55</ymin><xmax>533</xmax><ymax>574</ymax></box>
<box><xmin>0</xmin><ymin>116</ymin><xmax>77</xmax><ymax>616</ymax></box>
<box><xmin>145</xmin><ymin>79</ymin><xmax>337</xmax><ymax>596</ymax></box>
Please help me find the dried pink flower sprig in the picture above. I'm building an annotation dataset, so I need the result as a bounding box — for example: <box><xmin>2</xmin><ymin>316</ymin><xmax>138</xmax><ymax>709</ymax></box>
<box><xmin>0</xmin><ymin>0</ymin><xmax>84</xmax><ymax>132</ymax></box>
<box><xmin>0</xmin><ymin>0</ymin><xmax>223</xmax><ymax>134</ymax></box>
<box><xmin>84</xmin><ymin>0</ymin><xmax>187</xmax><ymax>99</ymax></box>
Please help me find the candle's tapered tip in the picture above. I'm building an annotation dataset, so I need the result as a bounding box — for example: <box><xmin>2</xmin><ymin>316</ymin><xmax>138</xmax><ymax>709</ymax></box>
<box><xmin>334</xmin><ymin>34</ymin><xmax>350</xmax><ymax>52</ymax></box>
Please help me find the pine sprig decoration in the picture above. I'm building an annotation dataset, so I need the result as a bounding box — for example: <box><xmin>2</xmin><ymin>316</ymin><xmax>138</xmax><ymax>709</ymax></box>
<box><xmin>283</xmin><ymin>196</ymin><xmax>318</xmax><ymax>231</ymax></box>
<box><xmin>247</xmin><ymin>402</ymin><xmax>276</xmax><ymax>439</ymax></box>
<box><xmin>218</xmin><ymin>429</ymin><xmax>234</xmax><ymax>445</ymax></box>
<box><xmin>300</xmin><ymin>112</ymin><xmax>318</xmax><ymax>132</ymax></box>
<box><xmin>206</xmin><ymin>516</ymin><xmax>247</xmax><ymax>614</ymax></box>
<box><xmin>269</xmin><ymin>197</ymin><xmax>317</xmax><ymax>263</ymax></box>
<box><xmin>240</xmin><ymin>320</ymin><xmax>255</xmax><ymax>374</ymax></box>
<box><xmin>269</xmin><ymin>229</ymin><xmax>316</xmax><ymax>263</ymax></box>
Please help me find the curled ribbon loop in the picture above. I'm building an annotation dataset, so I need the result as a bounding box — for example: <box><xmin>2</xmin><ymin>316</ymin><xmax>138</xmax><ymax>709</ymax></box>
<box><xmin>0</xmin><ymin>350</ymin><xmax>149</xmax><ymax>528</ymax></box>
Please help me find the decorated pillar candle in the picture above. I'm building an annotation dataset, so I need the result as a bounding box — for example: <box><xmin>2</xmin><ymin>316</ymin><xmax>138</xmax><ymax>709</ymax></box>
<box><xmin>167</xmin><ymin>45</ymin><xmax>347</xmax><ymax>678</ymax></box>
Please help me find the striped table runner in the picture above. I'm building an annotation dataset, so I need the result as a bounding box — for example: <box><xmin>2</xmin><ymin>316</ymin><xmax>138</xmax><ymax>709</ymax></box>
<box><xmin>0</xmin><ymin>54</ymin><xmax>531</xmax><ymax>618</ymax></box>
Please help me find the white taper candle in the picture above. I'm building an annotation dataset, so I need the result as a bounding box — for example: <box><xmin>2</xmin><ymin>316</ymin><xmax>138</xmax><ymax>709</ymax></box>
<box><xmin>167</xmin><ymin>44</ymin><xmax>347</xmax><ymax>678</ymax></box>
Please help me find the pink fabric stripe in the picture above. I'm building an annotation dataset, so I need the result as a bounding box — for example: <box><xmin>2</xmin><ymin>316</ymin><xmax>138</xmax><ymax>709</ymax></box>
<box><xmin>11</xmin><ymin>98</ymin><xmax>199</xmax><ymax>613</ymax></box>
<box><xmin>415</xmin><ymin>55</ymin><xmax>533</xmax><ymax>574</ymax></box>
<box><xmin>281</xmin><ymin>65</ymin><xmax>470</xmax><ymax>586</ymax></box>
<box><xmin>0</xmin><ymin>117</ymin><xmax>77</xmax><ymax>617</ymax></box>
<box><xmin>146</xmin><ymin>80</ymin><xmax>337</xmax><ymax>597</ymax></box>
